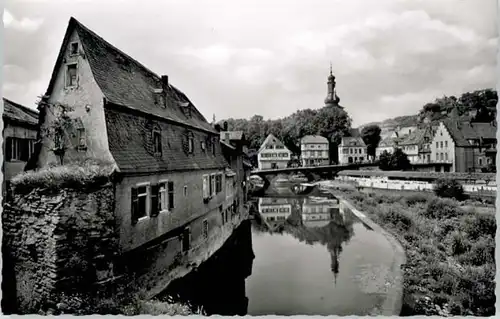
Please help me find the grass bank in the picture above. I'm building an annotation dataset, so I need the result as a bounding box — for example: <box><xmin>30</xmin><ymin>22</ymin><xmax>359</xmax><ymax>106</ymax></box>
<box><xmin>326</xmin><ymin>182</ymin><xmax>495</xmax><ymax>317</ymax></box>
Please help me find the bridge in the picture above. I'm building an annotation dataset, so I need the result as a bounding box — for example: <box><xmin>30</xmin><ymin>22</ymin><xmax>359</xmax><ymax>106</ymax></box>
<box><xmin>250</xmin><ymin>162</ymin><xmax>379</xmax><ymax>191</ymax></box>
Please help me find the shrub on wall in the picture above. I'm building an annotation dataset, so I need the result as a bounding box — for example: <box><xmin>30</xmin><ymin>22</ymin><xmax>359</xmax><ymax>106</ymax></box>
<box><xmin>433</xmin><ymin>178</ymin><xmax>465</xmax><ymax>200</ymax></box>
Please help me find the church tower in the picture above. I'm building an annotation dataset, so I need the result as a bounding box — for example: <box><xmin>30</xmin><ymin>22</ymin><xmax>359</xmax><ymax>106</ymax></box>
<box><xmin>324</xmin><ymin>63</ymin><xmax>342</xmax><ymax>109</ymax></box>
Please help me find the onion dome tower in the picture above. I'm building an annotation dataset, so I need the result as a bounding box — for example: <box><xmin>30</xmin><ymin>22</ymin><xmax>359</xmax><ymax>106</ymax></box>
<box><xmin>324</xmin><ymin>63</ymin><xmax>342</xmax><ymax>109</ymax></box>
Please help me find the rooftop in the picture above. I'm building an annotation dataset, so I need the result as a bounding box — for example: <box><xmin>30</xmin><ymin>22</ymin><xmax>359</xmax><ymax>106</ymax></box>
<box><xmin>3</xmin><ymin>98</ymin><xmax>39</xmax><ymax>126</ymax></box>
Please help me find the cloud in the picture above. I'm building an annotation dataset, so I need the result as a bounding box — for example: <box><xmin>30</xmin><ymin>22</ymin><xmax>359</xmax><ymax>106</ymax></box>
<box><xmin>3</xmin><ymin>9</ymin><xmax>43</xmax><ymax>32</ymax></box>
<box><xmin>3</xmin><ymin>0</ymin><xmax>497</xmax><ymax>126</ymax></box>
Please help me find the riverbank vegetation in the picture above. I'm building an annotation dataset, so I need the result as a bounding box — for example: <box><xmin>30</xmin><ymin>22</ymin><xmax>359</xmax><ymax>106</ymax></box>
<box><xmin>328</xmin><ymin>182</ymin><xmax>495</xmax><ymax>316</ymax></box>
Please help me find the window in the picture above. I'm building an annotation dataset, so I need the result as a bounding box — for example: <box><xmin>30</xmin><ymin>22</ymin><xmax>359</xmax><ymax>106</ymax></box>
<box><xmin>153</xmin><ymin>129</ymin><xmax>162</xmax><ymax>155</ymax></box>
<box><xmin>215</xmin><ymin>174</ymin><xmax>222</xmax><ymax>193</ymax></box>
<box><xmin>188</xmin><ymin>133</ymin><xmax>194</xmax><ymax>153</ymax></box>
<box><xmin>5</xmin><ymin>137</ymin><xmax>35</xmax><ymax>162</ymax></box>
<box><xmin>444</xmin><ymin>141</ymin><xmax>448</xmax><ymax>148</ymax></box>
<box><xmin>445</xmin><ymin>153</ymin><xmax>448</xmax><ymax>161</ymax></box>
<box><xmin>131</xmin><ymin>186</ymin><xmax>148</xmax><ymax>223</ymax></box>
<box><xmin>168</xmin><ymin>181</ymin><xmax>174</xmax><ymax>209</ymax></box>
<box><xmin>203</xmin><ymin>175</ymin><xmax>210</xmax><ymax>199</ymax></box>
<box><xmin>209</xmin><ymin>174</ymin><xmax>215</xmax><ymax>196</ymax></box>
<box><xmin>436</xmin><ymin>142</ymin><xmax>439</xmax><ymax>148</ymax></box>
<box><xmin>77</xmin><ymin>128</ymin><xmax>87</xmax><ymax>151</ymax></box>
<box><xmin>66</xmin><ymin>64</ymin><xmax>77</xmax><ymax>87</ymax></box>
<box><xmin>183</xmin><ymin>185</ymin><xmax>188</xmax><ymax>197</ymax></box>
<box><xmin>202</xmin><ymin>220</ymin><xmax>209</xmax><ymax>239</ymax></box>
<box><xmin>70</xmin><ymin>42</ymin><xmax>79</xmax><ymax>55</ymax></box>
<box><xmin>440</xmin><ymin>141</ymin><xmax>443</xmax><ymax>148</ymax></box>
<box><xmin>201</xmin><ymin>141</ymin><xmax>206</xmax><ymax>151</ymax></box>
<box><xmin>479</xmin><ymin>158</ymin><xmax>483</xmax><ymax>166</ymax></box>
<box><xmin>150</xmin><ymin>184</ymin><xmax>160</xmax><ymax>217</ymax></box>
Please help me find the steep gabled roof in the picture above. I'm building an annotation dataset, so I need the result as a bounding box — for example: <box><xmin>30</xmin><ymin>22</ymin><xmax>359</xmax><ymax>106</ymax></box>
<box><xmin>3</xmin><ymin>98</ymin><xmax>39</xmax><ymax>126</ymax></box>
<box><xmin>398</xmin><ymin>127</ymin><xmax>432</xmax><ymax>146</ymax></box>
<box><xmin>442</xmin><ymin>120</ymin><xmax>497</xmax><ymax>147</ymax></box>
<box><xmin>378</xmin><ymin>135</ymin><xmax>400</xmax><ymax>148</ymax></box>
<box><xmin>45</xmin><ymin>17</ymin><xmax>215</xmax><ymax>133</ymax></box>
<box><xmin>301</xmin><ymin>135</ymin><xmax>328</xmax><ymax>144</ymax></box>
<box><xmin>258</xmin><ymin>134</ymin><xmax>288</xmax><ymax>152</ymax></box>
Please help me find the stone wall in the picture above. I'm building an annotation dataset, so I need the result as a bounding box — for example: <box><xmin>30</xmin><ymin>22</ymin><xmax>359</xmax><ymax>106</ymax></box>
<box><xmin>2</xmin><ymin>184</ymin><xmax>118</xmax><ymax>314</ymax></box>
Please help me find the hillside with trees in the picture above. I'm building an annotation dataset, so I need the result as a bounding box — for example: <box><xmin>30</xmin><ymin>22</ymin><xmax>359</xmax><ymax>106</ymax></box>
<box><xmin>360</xmin><ymin>88</ymin><xmax>497</xmax><ymax>132</ymax></box>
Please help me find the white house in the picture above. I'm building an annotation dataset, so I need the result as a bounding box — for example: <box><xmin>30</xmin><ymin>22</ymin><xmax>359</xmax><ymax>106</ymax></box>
<box><xmin>300</xmin><ymin>135</ymin><xmax>329</xmax><ymax>167</ymax></box>
<box><xmin>375</xmin><ymin>134</ymin><xmax>399</xmax><ymax>159</ymax></box>
<box><xmin>257</xmin><ymin>134</ymin><xmax>291</xmax><ymax>170</ymax></box>
<box><xmin>338</xmin><ymin>136</ymin><xmax>367</xmax><ymax>164</ymax></box>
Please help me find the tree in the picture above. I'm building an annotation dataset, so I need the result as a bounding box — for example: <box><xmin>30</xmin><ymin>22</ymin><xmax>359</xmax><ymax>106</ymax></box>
<box><xmin>433</xmin><ymin>178</ymin><xmax>465</xmax><ymax>200</ymax></box>
<box><xmin>378</xmin><ymin>148</ymin><xmax>411</xmax><ymax>171</ymax></box>
<box><xmin>360</xmin><ymin>125</ymin><xmax>381</xmax><ymax>158</ymax></box>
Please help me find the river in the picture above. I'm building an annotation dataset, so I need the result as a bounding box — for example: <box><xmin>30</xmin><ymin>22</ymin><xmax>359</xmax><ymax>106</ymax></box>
<box><xmin>159</xmin><ymin>185</ymin><xmax>400</xmax><ymax>316</ymax></box>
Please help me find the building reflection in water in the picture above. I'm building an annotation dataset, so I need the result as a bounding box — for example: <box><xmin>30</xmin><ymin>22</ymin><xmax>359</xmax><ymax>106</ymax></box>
<box><xmin>160</xmin><ymin>190</ymin><xmax>355</xmax><ymax>315</ymax></box>
<box><xmin>157</xmin><ymin>220</ymin><xmax>255</xmax><ymax>316</ymax></box>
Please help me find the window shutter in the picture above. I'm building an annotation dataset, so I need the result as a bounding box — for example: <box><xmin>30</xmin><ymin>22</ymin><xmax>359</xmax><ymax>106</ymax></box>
<box><xmin>131</xmin><ymin>188</ymin><xmax>139</xmax><ymax>224</ymax></box>
<box><xmin>168</xmin><ymin>181</ymin><xmax>174</xmax><ymax>209</ymax></box>
<box><xmin>150</xmin><ymin>184</ymin><xmax>160</xmax><ymax>217</ymax></box>
<box><xmin>5</xmin><ymin>137</ymin><xmax>12</xmax><ymax>161</ymax></box>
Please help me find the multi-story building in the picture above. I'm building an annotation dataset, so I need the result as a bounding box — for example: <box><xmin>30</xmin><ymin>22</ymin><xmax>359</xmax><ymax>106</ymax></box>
<box><xmin>338</xmin><ymin>136</ymin><xmax>367</xmax><ymax>164</ymax></box>
<box><xmin>300</xmin><ymin>135</ymin><xmax>329</xmax><ymax>167</ymax></box>
<box><xmin>257</xmin><ymin>134</ymin><xmax>291</xmax><ymax>170</ymax></box>
<box><xmin>398</xmin><ymin>126</ymin><xmax>434</xmax><ymax>164</ymax></box>
<box><xmin>34</xmin><ymin>17</ymin><xmax>241</xmax><ymax>255</ymax></box>
<box><xmin>3</xmin><ymin>98</ymin><xmax>39</xmax><ymax>196</ymax></box>
<box><xmin>430</xmin><ymin>118</ymin><xmax>496</xmax><ymax>172</ymax></box>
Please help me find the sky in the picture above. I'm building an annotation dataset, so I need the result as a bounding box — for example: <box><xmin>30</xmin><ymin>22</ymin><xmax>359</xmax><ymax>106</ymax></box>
<box><xmin>3</xmin><ymin>0</ymin><xmax>498</xmax><ymax>127</ymax></box>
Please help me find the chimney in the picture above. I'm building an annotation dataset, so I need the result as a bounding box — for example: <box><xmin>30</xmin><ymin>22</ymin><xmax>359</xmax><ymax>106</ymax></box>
<box><xmin>161</xmin><ymin>75</ymin><xmax>169</xmax><ymax>87</ymax></box>
<box><xmin>223</xmin><ymin>121</ymin><xmax>228</xmax><ymax>131</ymax></box>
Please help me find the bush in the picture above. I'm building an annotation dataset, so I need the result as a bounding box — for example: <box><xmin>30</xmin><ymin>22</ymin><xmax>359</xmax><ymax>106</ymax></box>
<box><xmin>460</xmin><ymin>212</ymin><xmax>496</xmax><ymax>240</ymax></box>
<box><xmin>433</xmin><ymin>178</ymin><xmax>465</xmax><ymax>200</ymax></box>
<box><xmin>379</xmin><ymin>206</ymin><xmax>414</xmax><ymax>230</ymax></box>
<box><xmin>404</xmin><ymin>193</ymin><xmax>432</xmax><ymax>206</ymax></box>
<box><xmin>423</xmin><ymin>198</ymin><xmax>464</xmax><ymax>220</ymax></box>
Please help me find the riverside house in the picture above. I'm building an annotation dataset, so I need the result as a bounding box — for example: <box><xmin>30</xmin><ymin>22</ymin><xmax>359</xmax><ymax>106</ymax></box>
<box><xmin>431</xmin><ymin>119</ymin><xmax>497</xmax><ymax>173</ymax></box>
<box><xmin>3</xmin><ymin>98</ymin><xmax>39</xmax><ymax>197</ymax></box>
<box><xmin>257</xmin><ymin>134</ymin><xmax>291</xmax><ymax>170</ymax></box>
<box><xmin>300</xmin><ymin>135</ymin><xmax>329</xmax><ymax>167</ymax></box>
<box><xmin>337</xmin><ymin>136</ymin><xmax>367</xmax><ymax>164</ymax></box>
<box><xmin>35</xmin><ymin>17</ymin><xmax>237</xmax><ymax>254</ymax></box>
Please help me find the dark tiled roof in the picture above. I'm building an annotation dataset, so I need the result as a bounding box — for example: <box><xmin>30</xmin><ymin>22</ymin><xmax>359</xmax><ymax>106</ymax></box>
<box><xmin>3</xmin><ymin>98</ymin><xmax>39</xmax><ymax>126</ymax></box>
<box><xmin>340</xmin><ymin>136</ymin><xmax>366</xmax><ymax>147</ymax></box>
<box><xmin>47</xmin><ymin>17</ymin><xmax>215</xmax><ymax>133</ymax></box>
<box><xmin>104</xmin><ymin>107</ymin><xmax>228</xmax><ymax>173</ymax></box>
<box><xmin>399</xmin><ymin>126</ymin><xmax>433</xmax><ymax>146</ymax></box>
<box><xmin>301</xmin><ymin>135</ymin><xmax>328</xmax><ymax>144</ymax></box>
<box><xmin>442</xmin><ymin>120</ymin><xmax>497</xmax><ymax>147</ymax></box>
<box><xmin>378</xmin><ymin>135</ymin><xmax>399</xmax><ymax>147</ymax></box>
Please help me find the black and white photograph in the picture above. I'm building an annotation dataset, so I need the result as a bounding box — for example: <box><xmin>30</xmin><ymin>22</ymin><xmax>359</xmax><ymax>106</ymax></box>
<box><xmin>1</xmin><ymin>0</ymin><xmax>497</xmax><ymax>316</ymax></box>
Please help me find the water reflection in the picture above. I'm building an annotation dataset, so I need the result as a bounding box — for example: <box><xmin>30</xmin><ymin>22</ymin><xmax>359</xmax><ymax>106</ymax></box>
<box><xmin>160</xmin><ymin>187</ymin><xmax>394</xmax><ymax>316</ymax></box>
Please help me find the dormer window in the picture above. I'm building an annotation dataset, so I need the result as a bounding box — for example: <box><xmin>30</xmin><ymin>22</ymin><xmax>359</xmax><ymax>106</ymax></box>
<box><xmin>153</xmin><ymin>129</ymin><xmax>162</xmax><ymax>156</ymax></box>
<box><xmin>153</xmin><ymin>89</ymin><xmax>166</xmax><ymax>108</ymax></box>
<box><xmin>70</xmin><ymin>42</ymin><xmax>79</xmax><ymax>56</ymax></box>
<box><xmin>188</xmin><ymin>132</ymin><xmax>194</xmax><ymax>153</ymax></box>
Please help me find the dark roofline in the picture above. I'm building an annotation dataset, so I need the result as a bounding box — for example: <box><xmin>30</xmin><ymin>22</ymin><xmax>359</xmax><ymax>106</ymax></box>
<box><xmin>105</xmin><ymin>100</ymin><xmax>218</xmax><ymax>135</ymax></box>
<box><xmin>3</xmin><ymin>98</ymin><xmax>39</xmax><ymax>117</ymax></box>
<box><xmin>44</xmin><ymin>17</ymin><xmax>209</xmax><ymax>127</ymax></box>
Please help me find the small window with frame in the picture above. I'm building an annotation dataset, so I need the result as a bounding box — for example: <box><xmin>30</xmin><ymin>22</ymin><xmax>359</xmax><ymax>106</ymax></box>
<box><xmin>66</xmin><ymin>64</ymin><xmax>78</xmax><ymax>87</ymax></box>
<box><xmin>188</xmin><ymin>132</ymin><xmax>194</xmax><ymax>153</ymax></box>
<box><xmin>77</xmin><ymin>128</ymin><xmax>87</xmax><ymax>151</ymax></box>
<box><xmin>153</xmin><ymin>129</ymin><xmax>162</xmax><ymax>156</ymax></box>
<box><xmin>70</xmin><ymin>42</ymin><xmax>79</xmax><ymax>56</ymax></box>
